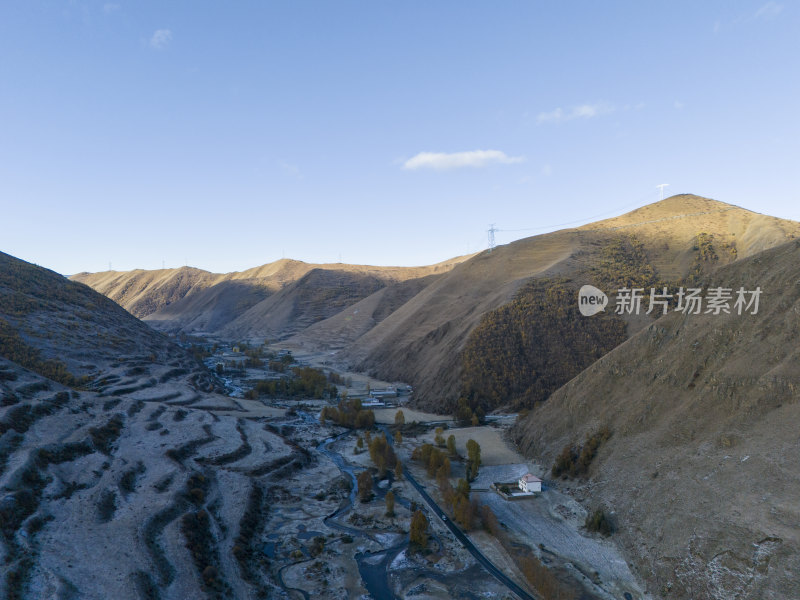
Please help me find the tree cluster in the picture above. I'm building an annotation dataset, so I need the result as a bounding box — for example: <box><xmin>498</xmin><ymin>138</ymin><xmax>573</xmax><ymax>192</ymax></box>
<box><xmin>465</xmin><ymin>439</ymin><xmax>481</xmax><ymax>482</ymax></box>
<box><xmin>247</xmin><ymin>366</ymin><xmax>337</xmax><ymax>400</ymax></box>
<box><xmin>412</xmin><ymin>443</ymin><xmax>449</xmax><ymax>478</ymax></box>
<box><xmin>585</xmin><ymin>508</ymin><xmax>613</xmax><ymax>536</ymax></box>
<box><xmin>434</xmin><ymin>427</ymin><xmax>446</xmax><ymax>447</ymax></box>
<box><xmin>320</xmin><ymin>397</ymin><xmax>375</xmax><ymax>429</ymax></box>
<box><xmin>326</xmin><ymin>371</ymin><xmax>351</xmax><ymax>386</ymax></box>
<box><xmin>367</xmin><ymin>434</ymin><xmax>397</xmax><ymax>476</ymax></box>
<box><xmin>357</xmin><ymin>470</ymin><xmax>373</xmax><ymax>502</ymax></box>
<box><xmin>441</xmin><ymin>476</ymin><xmax>477</xmax><ymax>529</ymax></box>
<box><xmin>460</xmin><ymin>278</ymin><xmax>627</xmax><ymax>412</ymax></box>
<box><xmin>446</xmin><ymin>434</ymin><xmax>457</xmax><ymax>456</ymax></box>
<box><xmin>590</xmin><ymin>234</ymin><xmax>660</xmax><ymax>291</ymax></box>
<box><xmin>409</xmin><ymin>509</ymin><xmax>429</xmax><ymax>550</ymax></box>
<box><xmin>683</xmin><ymin>231</ymin><xmax>739</xmax><ymax>287</ymax></box>
<box><xmin>413</xmin><ymin>442</ymin><xmax>477</xmax><ymax>529</ymax></box>
<box><xmin>385</xmin><ymin>490</ymin><xmax>395</xmax><ymax>517</ymax></box>
<box><xmin>551</xmin><ymin>426</ymin><xmax>611</xmax><ymax>478</ymax></box>
<box><xmin>454</xmin><ymin>397</ymin><xmax>483</xmax><ymax>426</ymax></box>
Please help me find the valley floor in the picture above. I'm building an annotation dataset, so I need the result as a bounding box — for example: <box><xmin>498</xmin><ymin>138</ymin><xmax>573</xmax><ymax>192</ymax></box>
<box><xmin>0</xmin><ymin>351</ymin><xmax>650</xmax><ymax>600</ymax></box>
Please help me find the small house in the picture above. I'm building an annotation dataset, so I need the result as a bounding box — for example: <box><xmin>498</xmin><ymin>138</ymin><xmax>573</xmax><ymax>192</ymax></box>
<box><xmin>518</xmin><ymin>473</ymin><xmax>542</xmax><ymax>493</ymax></box>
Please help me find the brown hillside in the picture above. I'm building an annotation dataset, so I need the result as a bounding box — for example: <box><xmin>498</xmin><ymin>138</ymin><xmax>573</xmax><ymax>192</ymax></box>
<box><xmin>0</xmin><ymin>251</ymin><xmax>208</xmax><ymax>387</ymax></box>
<box><xmin>341</xmin><ymin>195</ymin><xmax>800</xmax><ymax>413</ymax></box>
<box><xmin>219</xmin><ymin>265</ymin><xmax>453</xmax><ymax>342</ymax></box>
<box><xmin>70</xmin><ymin>259</ymin><xmax>324</xmax><ymax>320</ymax></box>
<box><xmin>143</xmin><ymin>279</ymin><xmax>272</xmax><ymax>334</ymax></box>
<box><xmin>284</xmin><ymin>274</ymin><xmax>440</xmax><ymax>352</ymax></box>
<box><xmin>512</xmin><ymin>239</ymin><xmax>800</xmax><ymax>599</ymax></box>
<box><xmin>340</xmin><ymin>229</ymin><xmax>579</xmax><ymax>408</ymax></box>
<box><xmin>76</xmin><ymin>257</ymin><xmax>469</xmax><ymax>337</ymax></box>
<box><xmin>71</xmin><ymin>267</ymin><xmax>217</xmax><ymax>319</ymax></box>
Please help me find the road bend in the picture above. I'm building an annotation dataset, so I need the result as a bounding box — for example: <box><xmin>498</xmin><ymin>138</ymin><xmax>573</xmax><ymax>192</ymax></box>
<box><xmin>380</xmin><ymin>425</ymin><xmax>536</xmax><ymax>600</ymax></box>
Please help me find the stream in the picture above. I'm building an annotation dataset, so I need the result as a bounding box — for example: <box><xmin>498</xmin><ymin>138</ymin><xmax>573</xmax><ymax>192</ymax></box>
<box><xmin>287</xmin><ymin>413</ymin><xmax>535</xmax><ymax>600</ymax></box>
<box><xmin>316</xmin><ymin>428</ymin><xmax>407</xmax><ymax>599</ymax></box>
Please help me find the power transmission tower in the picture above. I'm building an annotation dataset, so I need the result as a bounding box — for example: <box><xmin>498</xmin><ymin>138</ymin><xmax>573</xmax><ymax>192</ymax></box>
<box><xmin>488</xmin><ymin>224</ymin><xmax>498</xmax><ymax>252</ymax></box>
<box><xmin>656</xmin><ymin>183</ymin><xmax>669</xmax><ymax>200</ymax></box>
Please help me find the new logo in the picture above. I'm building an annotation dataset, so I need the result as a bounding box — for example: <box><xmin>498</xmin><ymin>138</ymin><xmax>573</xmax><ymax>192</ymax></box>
<box><xmin>578</xmin><ymin>285</ymin><xmax>608</xmax><ymax>316</ymax></box>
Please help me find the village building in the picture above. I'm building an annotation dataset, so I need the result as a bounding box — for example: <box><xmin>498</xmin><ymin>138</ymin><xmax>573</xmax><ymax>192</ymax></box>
<box><xmin>361</xmin><ymin>398</ymin><xmax>385</xmax><ymax>408</ymax></box>
<box><xmin>518</xmin><ymin>473</ymin><xmax>542</xmax><ymax>493</ymax></box>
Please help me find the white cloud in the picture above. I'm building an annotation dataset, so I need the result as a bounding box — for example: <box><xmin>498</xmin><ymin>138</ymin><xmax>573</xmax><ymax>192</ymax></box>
<box><xmin>536</xmin><ymin>107</ymin><xmax>564</xmax><ymax>124</ymax></box>
<box><xmin>715</xmin><ymin>2</ymin><xmax>783</xmax><ymax>31</ymax></box>
<box><xmin>536</xmin><ymin>103</ymin><xmax>613</xmax><ymax>124</ymax></box>
<box><xmin>402</xmin><ymin>150</ymin><xmax>525</xmax><ymax>171</ymax></box>
<box><xmin>149</xmin><ymin>29</ymin><xmax>172</xmax><ymax>50</ymax></box>
<box><xmin>278</xmin><ymin>160</ymin><xmax>302</xmax><ymax>179</ymax></box>
<box><xmin>103</xmin><ymin>3</ymin><xmax>121</xmax><ymax>14</ymax></box>
<box><xmin>621</xmin><ymin>102</ymin><xmax>646</xmax><ymax>111</ymax></box>
<box><xmin>541</xmin><ymin>164</ymin><xmax>553</xmax><ymax>176</ymax></box>
<box><xmin>754</xmin><ymin>1</ymin><xmax>783</xmax><ymax>19</ymax></box>
<box><xmin>572</xmin><ymin>104</ymin><xmax>601</xmax><ymax>118</ymax></box>
<box><xmin>674</xmin><ymin>100</ymin><xmax>686</xmax><ymax>110</ymax></box>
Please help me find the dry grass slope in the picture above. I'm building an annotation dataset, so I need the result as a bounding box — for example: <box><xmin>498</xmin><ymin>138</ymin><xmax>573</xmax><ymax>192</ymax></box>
<box><xmin>74</xmin><ymin>256</ymin><xmax>471</xmax><ymax>339</ymax></box>
<box><xmin>512</xmin><ymin>239</ymin><xmax>800</xmax><ymax>599</ymax></box>
<box><xmin>343</xmin><ymin>194</ymin><xmax>800</xmax><ymax>412</ymax></box>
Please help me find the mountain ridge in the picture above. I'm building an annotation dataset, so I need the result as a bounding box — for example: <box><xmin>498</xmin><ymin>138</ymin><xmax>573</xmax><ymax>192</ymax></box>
<box><xmin>511</xmin><ymin>237</ymin><xmax>800</xmax><ymax>599</ymax></box>
<box><xmin>340</xmin><ymin>194</ymin><xmax>800</xmax><ymax>411</ymax></box>
<box><xmin>70</xmin><ymin>195</ymin><xmax>800</xmax><ymax>414</ymax></box>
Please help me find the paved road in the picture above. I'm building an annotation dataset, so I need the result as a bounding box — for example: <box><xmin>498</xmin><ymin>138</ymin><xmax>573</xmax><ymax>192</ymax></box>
<box><xmin>380</xmin><ymin>426</ymin><xmax>535</xmax><ymax>600</ymax></box>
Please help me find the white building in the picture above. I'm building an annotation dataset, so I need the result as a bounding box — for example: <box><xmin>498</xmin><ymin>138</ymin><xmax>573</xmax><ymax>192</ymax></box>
<box><xmin>518</xmin><ymin>473</ymin><xmax>542</xmax><ymax>493</ymax></box>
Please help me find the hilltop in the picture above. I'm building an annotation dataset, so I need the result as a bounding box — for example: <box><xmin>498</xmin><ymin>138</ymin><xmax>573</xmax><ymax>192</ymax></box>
<box><xmin>512</xmin><ymin>238</ymin><xmax>800</xmax><ymax>599</ymax></box>
<box><xmin>339</xmin><ymin>194</ymin><xmax>800</xmax><ymax>412</ymax></box>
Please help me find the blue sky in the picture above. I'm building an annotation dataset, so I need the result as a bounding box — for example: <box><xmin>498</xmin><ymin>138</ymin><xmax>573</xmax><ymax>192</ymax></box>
<box><xmin>2</xmin><ymin>1</ymin><xmax>798</xmax><ymax>274</ymax></box>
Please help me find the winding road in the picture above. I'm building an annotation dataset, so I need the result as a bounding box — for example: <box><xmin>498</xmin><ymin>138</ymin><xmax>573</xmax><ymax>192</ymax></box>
<box><xmin>380</xmin><ymin>425</ymin><xmax>536</xmax><ymax>600</ymax></box>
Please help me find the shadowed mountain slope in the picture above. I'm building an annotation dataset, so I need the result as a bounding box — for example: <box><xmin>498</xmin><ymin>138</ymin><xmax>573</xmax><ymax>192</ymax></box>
<box><xmin>75</xmin><ymin>258</ymin><xmax>470</xmax><ymax>339</ymax></box>
<box><xmin>70</xmin><ymin>266</ymin><xmax>218</xmax><ymax>319</ymax></box>
<box><xmin>284</xmin><ymin>274</ymin><xmax>440</xmax><ymax>352</ymax></box>
<box><xmin>0</xmin><ymin>252</ymin><xmax>339</xmax><ymax>599</ymax></box>
<box><xmin>0</xmin><ymin>251</ymin><xmax>203</xmax><ymax>385</ymax></box>
<box><xmin>218</xmin><ymin>267</ymin><xmax>443</xmax><ymax>342</ymax></box>
<box><xmin>511</xmin><ymin>238</ymin><xmax>800</xmax><ymax>599</ymax></box>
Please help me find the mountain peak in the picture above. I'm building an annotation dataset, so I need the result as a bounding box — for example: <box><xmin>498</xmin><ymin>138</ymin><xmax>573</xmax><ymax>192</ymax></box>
<box><xmin>576</xmin><ymin>193</ymin><xmax>773</xmax><ymax>236</ymax></box>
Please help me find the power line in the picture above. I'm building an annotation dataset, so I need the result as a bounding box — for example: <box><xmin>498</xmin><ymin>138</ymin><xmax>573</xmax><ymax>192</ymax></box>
<box><xmin>486</xmin><ymin>189</ymin><xmax>660</xmax><ymax>247</ymax></box>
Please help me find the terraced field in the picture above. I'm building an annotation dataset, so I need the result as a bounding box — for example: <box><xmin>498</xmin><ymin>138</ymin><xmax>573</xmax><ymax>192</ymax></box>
<box><xmin>0</xmin><ymin>354</ymin><xmax>324</xmax><ymax>600</ymax></box>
